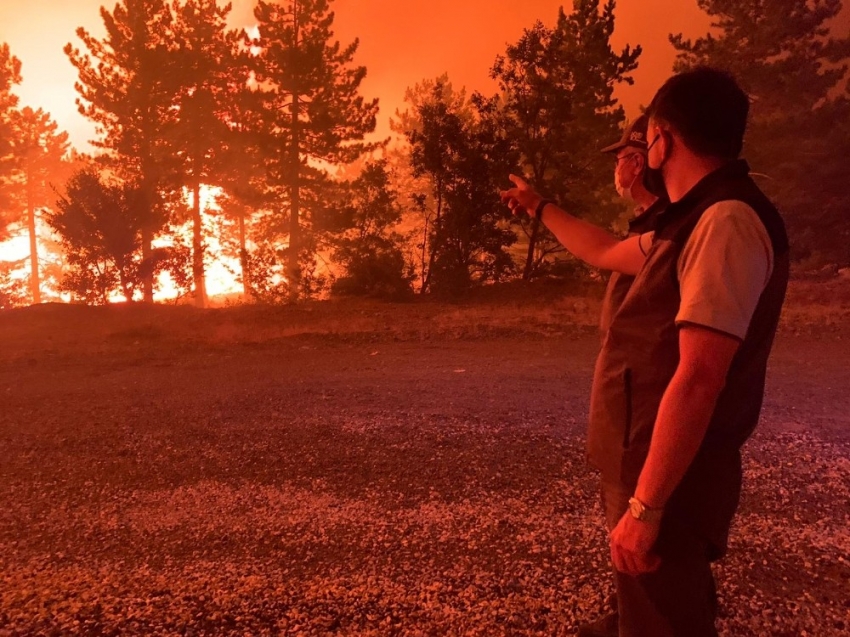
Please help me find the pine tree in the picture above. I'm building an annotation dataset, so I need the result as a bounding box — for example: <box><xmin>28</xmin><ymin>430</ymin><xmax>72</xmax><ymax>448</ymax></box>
<box><xmin>169</xmin><ymin>0</ymin><xmax>247</xmax><ymax>307</ymax></box>
<box><xmin>389</xmin><ymin>76</ymin><xmax>467</xmax><ymax>291</ymax></box>
<box><xmin>9</xmin><ymin>107</ymin><xmax>71</xmax><ymax>304</ymax></box>
<box><xmin>490</xmin><ymin>0</ymin><xmax>640</xmax><ymax>279</ymax></box>
<box><xmin>671</xmin><ymin>0</ymin><xmax>850</xmax><ymax>265</ymax></box>
<box><xmin>405</xmin><ymin>80</ymin><xmax>517</xmax><ymax>294</ymax></box>
<box><xmin>65</xmin><ymin>0</ymin><xmax>178</xmax><ymax>302</ymax></box>
<box><xmin>247</xmin><ymin>0</ymin><xmax>379</xmax><ymax>301</ymax></box>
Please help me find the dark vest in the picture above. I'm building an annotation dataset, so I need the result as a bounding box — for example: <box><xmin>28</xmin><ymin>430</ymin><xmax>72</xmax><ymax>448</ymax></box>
<box><xmin>587</xmin><ymin>160</ymin><xmax>789</xmax><ymax>557</ymax></box>
<box><xmin>599</xmin><ymin>197</ymin><xmax>667</xmax><ymax>336</ymax></box>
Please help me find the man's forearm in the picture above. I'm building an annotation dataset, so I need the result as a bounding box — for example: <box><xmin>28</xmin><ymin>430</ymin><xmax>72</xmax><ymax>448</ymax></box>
<box><xmin>634</xmin><ymin>368</ymin><xmax>723</xmax><ymax>509</ymax></box>
<box><xmin>537</xmin><ymin>202</ymin><xmax>622</xmax><ymax>270</ymax></box>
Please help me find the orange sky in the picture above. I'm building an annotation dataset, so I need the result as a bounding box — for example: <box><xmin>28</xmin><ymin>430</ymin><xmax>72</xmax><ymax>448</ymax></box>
<box><xmin>0</xmin><ymin>1</ymin><xmax>848</xmax><ymax>150</ymax></box>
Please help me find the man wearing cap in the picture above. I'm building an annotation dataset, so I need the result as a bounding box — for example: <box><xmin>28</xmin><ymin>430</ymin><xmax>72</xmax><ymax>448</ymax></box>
<box><xmin>598</xmin><ymin>114</ymin><xmax>668</xmax><ymax>342</ymax></box>
<box><xmin>500</xmin><ymin>66</ymin><xmax>788</xmax><ymax>637</ymax></box>
<box><xmin>600</xmin><ymin>113</ymin><xmax>659</xmax><ymax>227</ymax></box>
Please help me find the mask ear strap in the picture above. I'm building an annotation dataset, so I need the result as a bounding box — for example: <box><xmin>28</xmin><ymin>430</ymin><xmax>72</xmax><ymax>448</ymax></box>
<box><xmin>627</xmin><ymin>154</ymin><xmax>645</xmax><ymax>190</ymax></box>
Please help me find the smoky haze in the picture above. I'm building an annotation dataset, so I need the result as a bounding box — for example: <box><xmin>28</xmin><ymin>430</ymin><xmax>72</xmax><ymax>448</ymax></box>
<box><xmin>0</xmin><ymin>0</ymin><xmax>723</xmax><ymax>149</ymax></box>
<box><xmin>2</xmin><ymin>1</ymin><xmax>848</xmax><ymax>150</ymax></box>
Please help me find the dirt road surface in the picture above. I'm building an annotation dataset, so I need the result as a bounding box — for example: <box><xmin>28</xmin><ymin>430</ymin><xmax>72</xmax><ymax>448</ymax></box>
<box><xmin>0</xmin><ymin>304</ymin><xmax>848</xmax><ymax>636</ymax></box>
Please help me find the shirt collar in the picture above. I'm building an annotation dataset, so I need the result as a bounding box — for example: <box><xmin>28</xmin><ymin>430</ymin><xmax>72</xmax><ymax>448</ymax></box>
<box><xmin>656</xmin><ymin>159</ymin><xmax>750</xmax><ymax>223</ymax></box>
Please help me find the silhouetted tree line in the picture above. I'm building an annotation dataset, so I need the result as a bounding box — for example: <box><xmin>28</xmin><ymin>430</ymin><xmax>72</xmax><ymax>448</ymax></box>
<box><xmin>1</xmin><ymin>0</ymin><xmax>848</xmax><ymax>308</ymax></box>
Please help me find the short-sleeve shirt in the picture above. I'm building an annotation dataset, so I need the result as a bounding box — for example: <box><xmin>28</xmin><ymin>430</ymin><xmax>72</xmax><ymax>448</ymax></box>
<box><xmin>639</xmin><ymin>200</ymin><xmax>774</xmax><ymax>341</ymax></box>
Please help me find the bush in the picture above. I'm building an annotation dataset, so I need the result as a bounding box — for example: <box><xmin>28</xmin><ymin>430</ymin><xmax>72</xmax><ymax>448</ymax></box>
<box><xmin>331</xmin><ymin>236</ymin><xmax>413</xmax><ymax>299</ymax></box>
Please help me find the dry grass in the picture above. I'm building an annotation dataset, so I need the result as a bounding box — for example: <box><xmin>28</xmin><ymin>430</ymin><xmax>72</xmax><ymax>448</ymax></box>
<box><xmin>1</xmin><ymin>280</ymin><xmax>604</xmax><ymax>360</ymax></box>
<box><xmin>3</xmin><ymin>278</ymin><xmax>847</xmax><ymax>358</ymax></box>
<box><xmin>777</xmin><ymin>277</ymin><xmax>850</xmax><ymax>335</ymax></box>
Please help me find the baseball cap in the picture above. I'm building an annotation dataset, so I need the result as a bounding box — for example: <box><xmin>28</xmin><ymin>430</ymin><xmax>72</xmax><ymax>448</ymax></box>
<box><xmin>600</xmin><ymin>114</ymin><xmax>649</xmax><ymax>153</ymax></box>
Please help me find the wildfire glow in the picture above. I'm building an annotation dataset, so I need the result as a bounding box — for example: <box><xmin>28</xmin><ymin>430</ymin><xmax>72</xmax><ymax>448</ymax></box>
<box><xmin>0</xmin><ymin>185</ymin><xmax>247</xmax><ymax>306</ymax></box>
<box><xmin>0</xmin><ymin>217</ymin><xmax>70</xmax><ymax>304</ymax></box>
<box><xmin>0</xmin><ymin>233</ymin><xmax>29</xmax><ymax>264</ymax></box>
<box><xmin>154</xmin><ymin>184</ymin><xmax>246</xmax><ymax>303</ymax></box>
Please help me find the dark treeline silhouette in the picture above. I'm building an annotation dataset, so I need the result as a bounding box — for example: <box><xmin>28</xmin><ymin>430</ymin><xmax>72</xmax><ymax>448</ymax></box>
<box><xmin>489</xmin><ymin>1</ymin><xmax>640</xmax><ymax>280</ymax></box>
<box><xmin>671</xmin><ymin>0</ymin><xmax>850</xmax><ymax>268</ymax></box>
<box><xmin>1</xmin><ymin>0</ymin><xmax>849</xmax><ymax>308</ymax></box>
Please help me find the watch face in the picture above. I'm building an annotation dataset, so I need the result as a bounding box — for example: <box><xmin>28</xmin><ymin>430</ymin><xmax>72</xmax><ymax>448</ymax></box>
<box><xmin>628</xmin><ymin>498</ymin><xmax>644</xmax><ymax>520</ymax></box>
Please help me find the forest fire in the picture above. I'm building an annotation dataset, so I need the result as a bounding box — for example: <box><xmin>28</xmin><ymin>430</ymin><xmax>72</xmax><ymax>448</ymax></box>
<box><xmin>2</xmin><ymin>1</ymin><xmax>847</xmax><ymax>308</ymax></box>
<box><xmin>1</xmin><ymin>0</ymin><xmax>849</xmax><ymax>635</ymax></box>
<box><xmin>0</xmin><ymin>184</ymin><xmax>245</xmax><ymax>304</ymax></box>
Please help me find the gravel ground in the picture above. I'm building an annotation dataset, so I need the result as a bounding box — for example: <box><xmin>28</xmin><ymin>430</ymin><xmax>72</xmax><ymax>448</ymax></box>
<box><xmin>0</xmin><ymin>311</ymin><xmax>848</xmax><ymax>636</ymax></box>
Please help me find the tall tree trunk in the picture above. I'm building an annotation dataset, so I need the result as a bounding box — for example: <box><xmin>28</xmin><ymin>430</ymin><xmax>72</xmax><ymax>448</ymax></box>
<box><xmin>26</xmin><ymin>162</ymin><xmax>41</xmax><ymax>304</ymax></box>
<box><xmin>140</xmin><ymin>133</ymin><xmax>156</xmax><ymax>304</ymax></box>
<box><xmin>522</xmin><ymin>218</ymin><xmax>540</xmax><ymax>280</ymax></box>
<box><xmin>522</xmin><ymin>165</ymin><xmax>546</xmax><ymax>281</ymax></box>
<box><xmin>286</xmin><ymin>95</ymin><xmax>301</xmax><ymax>303</ymax></box>
<box><xmin>238</xmin><ymin>209</ymin><xmax>251</xmax><ymax>299</ymax></box>
<box><xmin>419</xmin><ymin>214</ymin><xmax>429</xmax><ymax>292</ymax></box>
<box><xmin>287</xmin><ymin>153</ymin><xmax>301</xmax><ymax>303</ymax></box>
<box><xmin>142</xmin><ymin>229</ymin><xmax>154</xmax><ymax>303</ymax></box>
<box><xmin>191</xmin><ymin>175</ymin><xmax>207</xmax><ymax>308</ymax></box>
<box><xmin>420</xmin><ymin>181</ymin><xmax>442</xmax><ymax>295</ymax></box>
<box><xmin>140</xmin><ymin>165</ymin><xmax>155</xmax><ymax>303</ymax></box>
<box><xmin>287</xmin><ymin>7</ymin><xmax>302</xmax><ymax>303</ymax></box>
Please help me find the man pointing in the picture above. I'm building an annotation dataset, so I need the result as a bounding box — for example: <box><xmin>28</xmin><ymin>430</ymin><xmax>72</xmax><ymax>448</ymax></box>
<box><xmin>501</xmin><ymin>67</ymin><xmax>788</xmax><ymax>637</ymax></box>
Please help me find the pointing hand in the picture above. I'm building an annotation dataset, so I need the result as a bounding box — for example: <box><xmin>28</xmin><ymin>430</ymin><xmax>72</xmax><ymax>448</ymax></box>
<box><xmin>500</xmin><ymin>174</ymin><xmax>543</xmax><ymax>218</ymax></box>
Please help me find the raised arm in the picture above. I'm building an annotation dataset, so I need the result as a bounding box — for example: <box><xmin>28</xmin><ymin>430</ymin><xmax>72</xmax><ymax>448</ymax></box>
<box><xmin>500</xmin><ymin>174</ymin><xmax>649</xmax><ymax>276</ymax></box>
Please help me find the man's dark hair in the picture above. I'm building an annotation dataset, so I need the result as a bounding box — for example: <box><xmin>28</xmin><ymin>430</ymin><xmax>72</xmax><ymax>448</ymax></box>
<box><xmin>646</xmin><ymin>67</ymin><xmax>750</xmax><ymax>160</ymax></box>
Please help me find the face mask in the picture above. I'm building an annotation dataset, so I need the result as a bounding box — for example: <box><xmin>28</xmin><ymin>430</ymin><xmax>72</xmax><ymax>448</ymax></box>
<box><xmin>614</xmin><ymin>174</ymin><xmax>637</xmax><ymax>201</ymax></box>
<box><xmin>614</xmin><ymin>156</ymin><xmax>639</xmax><ymax>201</ymax></box>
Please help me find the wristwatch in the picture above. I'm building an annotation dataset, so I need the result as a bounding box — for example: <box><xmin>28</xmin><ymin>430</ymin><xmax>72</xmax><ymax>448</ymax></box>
<box><xmin>628</xmin><ymin>497</ymin><xmax>663</xmax><ymax>524</ymax></box>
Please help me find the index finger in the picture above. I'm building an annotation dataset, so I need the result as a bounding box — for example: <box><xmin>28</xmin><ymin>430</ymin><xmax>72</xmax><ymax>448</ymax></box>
<box><xmin>508</xmin><ymin>174</ymin><xmax>528</xmax><ymax>189</ymax></box>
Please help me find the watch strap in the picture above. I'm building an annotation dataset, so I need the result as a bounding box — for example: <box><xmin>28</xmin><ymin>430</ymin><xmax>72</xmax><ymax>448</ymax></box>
<box><xmin>628</xmin><ymin>496</ymin><xmax>663</xmax><ymax>523</ymax></box>
<box><xmin>535</xmin><ymin>198</ymin><xmax>555</xmax><ymax>222</ymax></box>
